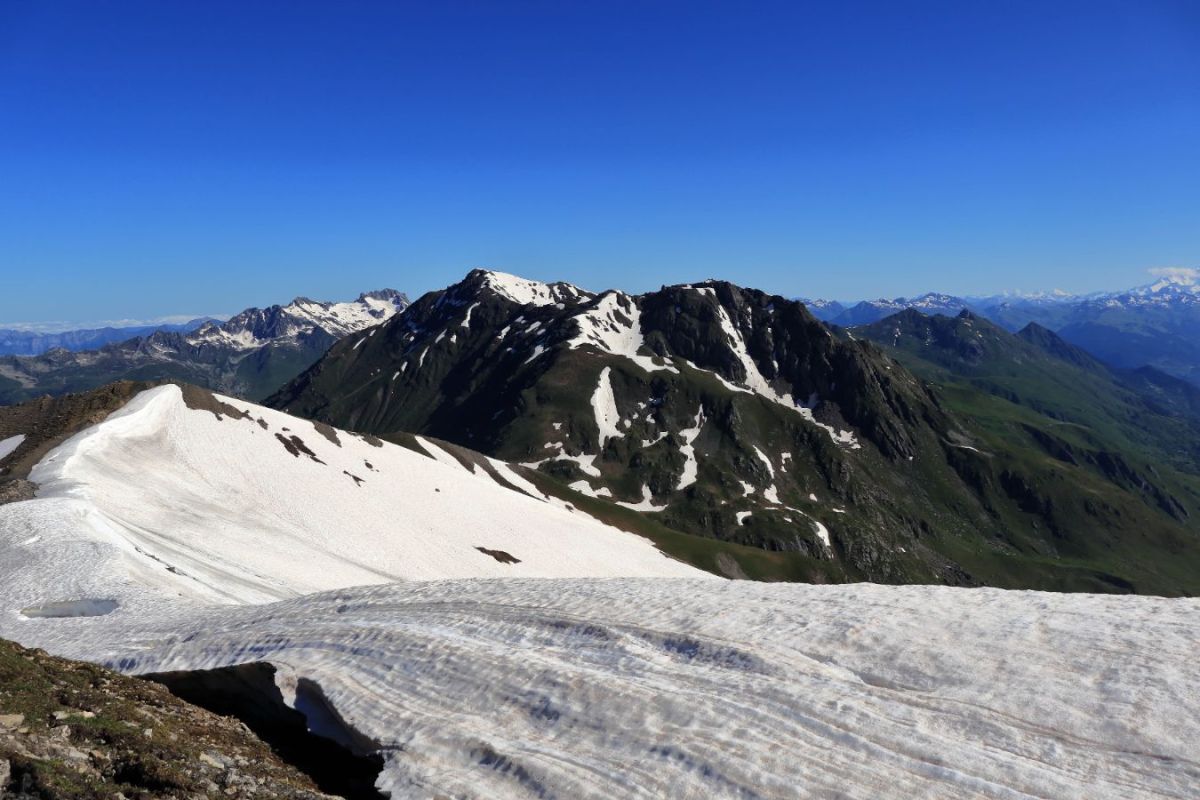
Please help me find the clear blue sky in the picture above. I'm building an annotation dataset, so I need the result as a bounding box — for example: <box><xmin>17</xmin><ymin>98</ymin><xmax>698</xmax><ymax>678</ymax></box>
<box><xmin>1</xmin><ymin>0</ymin><xmax>1197</xmax><ymax>323</ymax></box>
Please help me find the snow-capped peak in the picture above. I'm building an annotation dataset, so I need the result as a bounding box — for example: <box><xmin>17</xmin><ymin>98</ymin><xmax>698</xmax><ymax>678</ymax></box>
<box><xmin>188</xmin><ymin>289</ymin><xmax>409</xmax><ymax>350</ymax></box>
<box><xmin>471</xmin><ymin>269</ymin><xmax>592</xmax><ymax>307</ymax></box>
<box><xmin>1145</xmin><ymin>267</ymin><xmax>1199</xmax><ymax>293</ymax></box>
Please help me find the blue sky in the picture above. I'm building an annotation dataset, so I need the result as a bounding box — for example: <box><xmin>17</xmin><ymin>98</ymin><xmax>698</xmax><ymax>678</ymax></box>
<box><xmin>1</xmin><ymin>1</ymin><xmax>1198</xmax><ymax>323</ymax></box>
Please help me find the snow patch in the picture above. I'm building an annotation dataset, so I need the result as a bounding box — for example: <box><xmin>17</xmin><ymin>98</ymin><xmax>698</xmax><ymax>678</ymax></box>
<box><xmin>460</xmin><ymin>302</ymin><xmax>480</xmax><ymax>328</ymax></box>
<box><xmin>479</xmin><ymin>271</ymin><xmax>589</xmax><ymax>307</ymax></box>
<box><xmin>566</xmin><ymin>292</ymin><xmax>677</xmax><ymax>373</ymax></box>
<box><xmin>0</xmin><ymin>434</ymin><xmax>25</xmax><ymax>462</ymax></box>
<box><xmin>591</xmin><ymin>367</ymin><xmax>624</xmax><ymax>448</ymax></box>
<box><xmin>615</xmin><ymin>484</ymin><xmax>667</xmax><ymax>512</ymax></box>
<box><xmin>676</xmin><ymin>406</ymin><xmax>706</xmax><ymax>490</ymax></box>
<box><xmin>568</xmin><ymin>480</ymin><xmax>613</xmax><ymax>499</ymax></box>
<box><xmin>1</xmin><ymin>386</ymin><xmax>702</xmax><ymax>609</ymax></box>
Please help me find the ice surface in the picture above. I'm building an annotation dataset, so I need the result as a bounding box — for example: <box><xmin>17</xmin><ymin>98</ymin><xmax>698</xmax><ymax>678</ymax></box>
<box><xmin>2</xmin><ymin>579</ymin><xmax>1195</xmax><ymax>800</ymax></box>
<box><xmin>0</xmin><ymin>388</ymin><xmax>1195</xmax><ymax>799</ymax></box>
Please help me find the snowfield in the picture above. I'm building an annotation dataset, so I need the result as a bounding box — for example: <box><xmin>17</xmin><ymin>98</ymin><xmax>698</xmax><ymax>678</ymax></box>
<box><xmin>2</xmin><ymin>580</ymin><xmax>1197</xmax><ymax>799</ymax></box>
<box><xmin>1</xmin><ymin>385</ymin><xmax>703</xmax><ymax>609</ymax></box>
<box><xmin>0</xmin><ymin>385</ymin><xmax>1196</xmax><ymax>799</ymax></box>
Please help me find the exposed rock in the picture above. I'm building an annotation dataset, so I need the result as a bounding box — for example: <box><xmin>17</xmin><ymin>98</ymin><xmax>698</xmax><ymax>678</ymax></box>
<box><xmin>0</xmin><ymin>637</ymin><xmax>337</xmax><ymax>799</ymax></box>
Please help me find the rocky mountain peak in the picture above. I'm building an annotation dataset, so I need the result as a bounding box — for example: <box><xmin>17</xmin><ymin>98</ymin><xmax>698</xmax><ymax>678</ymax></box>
<box><xmin>456</xmin><ymin>268</ymin><xmax>593</xmax><ymax>308</ymax></box>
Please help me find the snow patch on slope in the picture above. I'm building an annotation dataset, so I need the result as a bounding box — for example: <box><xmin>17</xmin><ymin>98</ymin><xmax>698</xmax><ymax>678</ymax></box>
<box><xmin>5</xmin><ymin>386</ymin><xmax>702</xmax><ymax>608</ymax></box>
<box><xmin>615</xmin><ymin>484</ymin><xmax>667</xmax><ymax>512</ymax></box>
<box><xmin>591</xmin><ymin>367</ymin><xmax>624</xmax><ymax>448</ymax></box>
<box><xmin>676</xmin><ymin>406</ymin><xmax>705</xmax><ymax>490</ymax></box>
<box><xmin>566</xmin><ymin>292</ymin><xmax>677</xmax><ymax>373</ymax></box>
<box><xmin>682</xmin><ymin>288</ymin><xmax>861</xmax><ymax>449</ymax></box>
<box><xmin>0</xmin><ymin>434</ymin><xmax>24</xmax><ymax>462</ymax></box>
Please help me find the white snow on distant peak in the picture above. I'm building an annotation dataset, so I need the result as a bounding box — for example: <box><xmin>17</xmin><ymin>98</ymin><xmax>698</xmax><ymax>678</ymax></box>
<box><xmin>0</xmin><ymin>385</ymin><xmax>702</xmax><ymax>609</ymax></box>
<box><xmin>187</xmin><ymin>291</ymin><xmax>406</xmax><ymax>351</ymax></box>
<box><xmin>0</xmin><ymin>434</ymin><xmax>25</xmax><ymax>462</ymax></box>
<box><xmin>566</xmin><ymin>292</ymin><xmax>677</xmax><ymax>373</ymax></box>
<box><xmin>592</xmin><ymin>366</ymin><xmax>625</xmax><ymax>448</ymax></box>
<box><xmin>736</xmin><ymin>510</ymin><xmax>753</xmax><ymax>525</ymax></box>
<box><xmin>1147</xmin><ymin>266</ymin><xmax>1198</xmax><ymax>289</ymax></box>
<box><xmin>676</xmin><ymin>406</ymin><xmax>706</xmax><ymax>490</ymax></box>
<box><xmin>478</xmin><ymin>270</ymin><xmax>590</xmax><ymax>307</ymax></box>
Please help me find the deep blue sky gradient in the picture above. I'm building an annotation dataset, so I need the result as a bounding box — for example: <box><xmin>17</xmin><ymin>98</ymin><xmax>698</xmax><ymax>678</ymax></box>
<box><xmin>1</xmin><ymin>1</ymin><xmax>1198</xmax><ymax>322</ymax></box>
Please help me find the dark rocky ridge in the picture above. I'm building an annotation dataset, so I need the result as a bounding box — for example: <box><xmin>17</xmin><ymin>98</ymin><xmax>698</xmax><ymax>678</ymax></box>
<box><xmin>269</xmin><ymin>270</ymin><xmax>1200</xmax><ymax>594</ymax></box>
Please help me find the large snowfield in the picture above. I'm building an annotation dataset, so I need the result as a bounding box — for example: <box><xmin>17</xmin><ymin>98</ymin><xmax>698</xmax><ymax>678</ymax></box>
<box><xmin>1</xmin><ymin>386</ymin><xmax>1197</xmax><ymax>798</ymax></box>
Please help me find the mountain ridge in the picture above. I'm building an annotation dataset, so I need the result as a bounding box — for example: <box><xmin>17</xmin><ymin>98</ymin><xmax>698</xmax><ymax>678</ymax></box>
<box><xmin>270</xmin><ymin>269</ymin><xmax>1200</xmax><ymax>594</ymax></box>
<box><xmin>0</xmin><ymin>290</ymin><xmax>408</xmax><ymax>404</ymax></box>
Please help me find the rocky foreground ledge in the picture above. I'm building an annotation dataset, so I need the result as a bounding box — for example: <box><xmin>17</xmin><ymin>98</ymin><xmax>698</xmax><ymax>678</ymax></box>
<box><xmin>0</xmin><ymin>638</ymin><xmax>336</xmax><ymax>800</ymax></box>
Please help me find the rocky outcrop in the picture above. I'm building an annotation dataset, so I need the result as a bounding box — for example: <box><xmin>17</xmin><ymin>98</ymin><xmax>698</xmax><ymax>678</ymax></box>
<box><xmin>0</xmin><ymin>638</ymin><xmax>337</xmax><ymax>799</ymax></box>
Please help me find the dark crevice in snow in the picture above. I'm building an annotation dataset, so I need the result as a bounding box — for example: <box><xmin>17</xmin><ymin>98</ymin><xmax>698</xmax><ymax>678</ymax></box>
<box><xmin>146</xmin><ymin>662</ymin><xmax>387</xmax><ymax>799</ymax></box>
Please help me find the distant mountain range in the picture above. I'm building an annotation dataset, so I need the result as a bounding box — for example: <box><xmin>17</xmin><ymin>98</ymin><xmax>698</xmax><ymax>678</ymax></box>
<box><xmin>3</xmin><ymin>268</ymin><xmax>1199</xmax><ymax>593</ymax></box>
<box><xmin>0</xmin><ymin>290</ymin><xmax>407</xmax><ymax>403</ymax></box>
<box><xmin>801</xmin><ymin>270</ymin><xmax>1200</xmax><ymax>385</ymax></box>
<box><xmin>0</xmin><ymin>318</ymin><xmax>219</xmax><ymax>356</ymax></box>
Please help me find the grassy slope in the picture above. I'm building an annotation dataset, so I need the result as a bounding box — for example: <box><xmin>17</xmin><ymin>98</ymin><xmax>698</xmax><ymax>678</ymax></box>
<box><xmin>853</xmin><ymin>316</ymin><xmax>1200</xmax><ymax>595</ymax></box>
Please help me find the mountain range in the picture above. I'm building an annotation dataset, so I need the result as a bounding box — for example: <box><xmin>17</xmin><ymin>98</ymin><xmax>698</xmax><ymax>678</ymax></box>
<box><xmin>2</xmin><ymin>270</ymin><xmax>1198</xmax><ymax>798</ymax></box>
<box><xmin>0</xmin><ymin>380</ymin><xmax>1194</xmax><ymax>798</ymax></box>
<box><xmin>802</xmin><ymin>270</ymin><xmax>1200</xmax><ymax>385</ymax></box>
<box><xmin>0</xmin><ymin>318</ymin><xmax>219</xmax><ymax>357</ymax></box>
<box><xmin>0</xmin><ymin>290</ymin><xmax>408</xmax><ymax>404</ymax></box>
<box><xmin>268</xmin><ymin>269</ymin><xmax>1200</xmax><ymax>594</ymax></box>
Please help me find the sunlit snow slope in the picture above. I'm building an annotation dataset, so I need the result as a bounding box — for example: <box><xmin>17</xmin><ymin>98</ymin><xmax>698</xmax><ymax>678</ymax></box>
<box><xmin>4</xmin><ymin>580</ymin><xmax>1197</xmax><ymax>800</ymax></box>
<box><xmin>0</xmin><ymin>384</ymin><xmax>1196</xmax><ymax>799</ymax></box>
<box><xmin>0</xmin><ymin>385</ymin><xmax>702</xmax><ymax>608</ymax></box>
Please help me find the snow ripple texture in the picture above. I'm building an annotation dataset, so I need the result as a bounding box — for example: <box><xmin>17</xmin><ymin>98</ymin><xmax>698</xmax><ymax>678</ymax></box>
<box><xmin>1</xmin><ymin>386</ymin><xmax>1197</xmax><ymax>799</ymax></box>
<box><xmin>5</xmin><ymin>580</ymin><xmax>1196</xmax><ymax>800</ymax></box>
